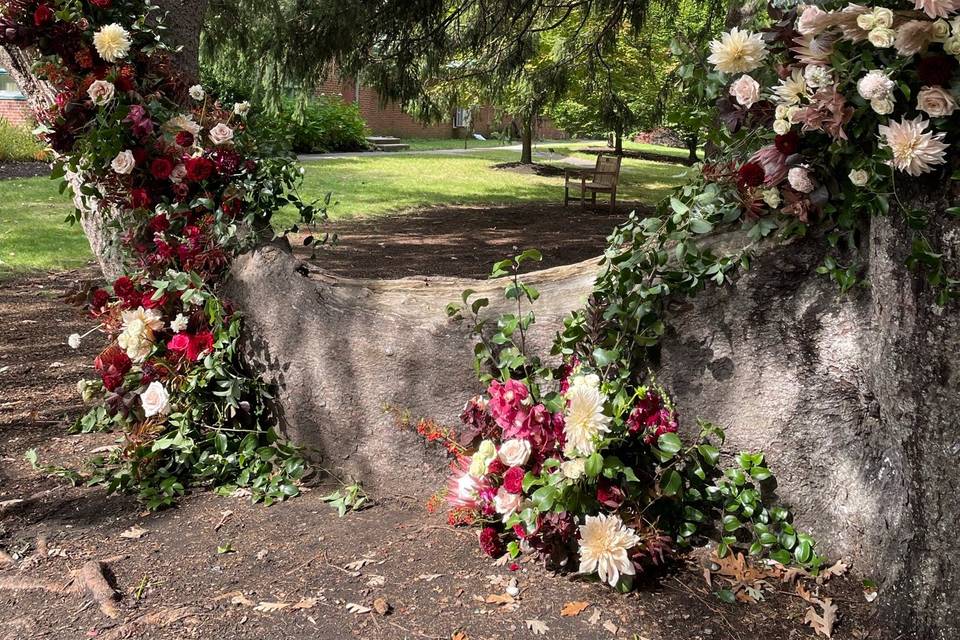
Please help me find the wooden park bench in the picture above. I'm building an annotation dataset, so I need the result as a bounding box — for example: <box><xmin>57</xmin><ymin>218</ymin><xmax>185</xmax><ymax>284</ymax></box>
<box><xmin>563</xmin><ymin>154</ymin><xmax>622</xmax><ymax>212</ymax></box>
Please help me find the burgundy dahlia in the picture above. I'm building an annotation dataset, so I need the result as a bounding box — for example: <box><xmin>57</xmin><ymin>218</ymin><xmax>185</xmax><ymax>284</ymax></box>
<box><xmin>95</xmin><ymin>345</ymin><xmax>132</xmax><ymax>391</ymax></box>
<box><xmin>737</xmin><ymin>161</ymin><xmax>765</xmax><ymax>188</ymax></box>
<box><xmin>184</xmin><ymin>156</ymin><xmax>214</xmax><ymax>182</ymax></box>
<box><xmin>130</xmin><ymin>188</ymin><xmax>151</xmax><ymax>210</ymax></box>
<box><xmin>774</xmin><ymin>130</ymin><xmax>800</xmax><ymax>156</ymax></box>
<box><xmin>150</xmin><ymin>157</ymin><xmax>174</xmax><ymax>180</ymax></box>
<box><xmin>596</xmin><ymin>478</ymin><xmax>625</xmax><ymax>509</ymax></box>
<box><xmin>33</xmin><ymin>4</ymin><xmax>53</xmax><ymax>27</ymax></box>
<box><xmin>503</xmin><ymin>466</ymin><xmax>525</xmax><ymax>494</ymax></box>
<box><xmin>479</xmin><ymin>526</ymin><xmax>503</xmax><ymax>557</ymax></box>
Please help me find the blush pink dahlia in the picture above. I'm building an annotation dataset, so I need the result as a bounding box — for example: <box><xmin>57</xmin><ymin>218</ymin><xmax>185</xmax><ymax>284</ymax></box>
<box><xmin>913</xmin><ymin>0</ymin><xmax>960</xmax><ymax>19</ymax></box>
<box><xmin>879</xmin><ymin>116</ymin><xmax>949</xmax><ymax>176</ymax></box>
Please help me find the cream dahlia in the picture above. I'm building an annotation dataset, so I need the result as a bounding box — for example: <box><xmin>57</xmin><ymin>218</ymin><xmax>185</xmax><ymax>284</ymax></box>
<box><xmin>708</xmin><ymin>28</ymin><xmax>768</xmax><ymax>74</ymax></box>
<box><xmin>117</xmin><ymin>307</ymin><xmax>164</xmax><ymax>363</ymax></box>
<box><xmin>773</xmin><ymin>69</ymin><xmax>809</xmax><ymax>106</ymax></box>
<box><xmin>93</xmin><ymin>24</ymin><xmax>131</xmax><ymax>63</ymax></box>
<box><xmin>879</xmin><ymin>116</ymin><xmax>950</xmax><ymax>176</ymax></box>
<box><xmin>914</xmin><ymin>0</ymin><xmax>960</xmax><ymax>19</ymax></box>
<box><xmin>563</xmin><ymin>374</ymin><xmax>611</xmax><ymax>457</ymax></box>
<box><xmin>577</xmin><ymin>514</ymin><xmax>641</xmax><ymax>588</ymax></box>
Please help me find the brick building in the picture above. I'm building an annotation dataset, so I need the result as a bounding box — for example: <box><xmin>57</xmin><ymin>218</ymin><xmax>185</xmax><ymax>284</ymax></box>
<box><xmin>317</xmin><ymin>74</ymin><xmax>566</xmax><ymax>140</ymax></box>
<box><xmin>0</xmin><ymin>68</ymin><xmax>31</xmax><ymax>125</ymax></box>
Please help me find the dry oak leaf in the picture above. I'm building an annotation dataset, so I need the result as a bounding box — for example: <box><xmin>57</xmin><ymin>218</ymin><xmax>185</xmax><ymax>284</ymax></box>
<box><xmin>230</xmin><ymin>594</ymin><xmax>256</xmax><ymax>607</ymax></box>
<box><xmin>804</xmin><ymin>597</ymin><xmax>839</xmax><ymax>638</ymax></box>
<box><xmin>451</xmin><ymin>632</ymin><xmax>468</xmax><ymax>640</ymax></box>
<box><xmin>344</xmin><ymin>559</ymin><xmax>373</xmax><ymax>572</ymax></box>
<box><xmin>817</xmin><ymin>559</ymin><xmax>850</xmax><ymax>584</ymax></box>
<box><xmin>587</xmin><ymin>608</ymin><xmax>602</xmax><ymax>625</ymax></box>
<box><xmin>345</xmin><ymin>602</ymin><xmax>372</xmax><ymax>614</ymax></box>
<box><xmin>484</xmin><ymin>593</ymin><xmax>516</xmax><ymax>606</ymax></box>
<box><xmin>254</xmin><ymin>601</ymin><xmax>291</xmax><ymax>613</ymax></box>
<box><xmin>119</xmin><ymin>526</ymin><xmax>148</xmax><ymax>539</ymax></box>
<box><xmin>291</xmin><ymin>598</ymin><xmax>318</xmax><ymax>610</ymax></box>
<box><xmin>525</xmin><ymin>619</ymin><xmax>549</xmax><ymax>635</ymax></box>
<box><xmin>603</xmin><ymin>620</ymin><xmax>619</xmax><ymax>634</ymax></box>
<box><xmin>560</xmin><ymin>601</ymin><xmax>590</xmax><ymax>617</ymax></box>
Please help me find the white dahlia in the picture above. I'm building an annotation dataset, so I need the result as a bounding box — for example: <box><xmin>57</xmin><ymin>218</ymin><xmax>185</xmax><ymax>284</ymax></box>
<box><xmin>578</xmin><ymin>514</ymin><xmax>641</xmax><ymax>588</ymax></box>
<box><xmin>773</xmin><ymin>69</ymin><xmax>809</xmax><ymax>106</ymax></box>
<box><xmin>563</xmin><ymin>374</ymin><xmax>611</xmax><ymax>457</ymax></box>
<box><xmin>879</xmin><ymin>116</ymin><xmax>950</xmax><ymax>176</ymax></box>
<box><xmin>93</xmin><ymin>24</ymin><xmax>131</xmax><ymax>63</ymax></box>
<box><xmin>708</xmin><ymin>28</ymin><xmax>768</xmax><ymax>74</ymax></box>
<box><xmin>117</xmin><ymin>307</ymin><xmax>164</xmax><ymax>363</ymax></box>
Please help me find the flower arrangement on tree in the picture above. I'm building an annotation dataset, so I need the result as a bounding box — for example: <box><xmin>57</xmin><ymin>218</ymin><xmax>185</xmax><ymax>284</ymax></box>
<box><xmin>0</xmin><ymin>0</ymin><xmax>317</xmax><ymax>507</ymax></box>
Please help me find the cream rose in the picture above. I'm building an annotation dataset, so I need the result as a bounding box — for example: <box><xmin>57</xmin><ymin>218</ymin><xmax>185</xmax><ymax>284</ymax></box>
<box><xmin>917</xmin><ymin>85</ymin><xmax>958</xmax><ymax>117</ymax></box>
<box><xmin>933</xmin><ymin>19</ymin><xmax>951</xmax><ymax>41</ymax></box>
<box><xmin>233</xmin><ymin>101</ymin><xmax>251</xmax><ymax>116</ymax></box>
<box><xmin>871</xmin><ymin>96</ymin><xmax>895</xmax><ymax>115</ymax></box>
<box><xmin>208</xmin><ymin>123</ymin><xmax>234</xmax><ymax>145</ymax></box>
<box><xmin>868</xmin><ymin>27</ymin><xmax>896</xmax><ymax>48</ymax></box>
<box><xmin>945</xmin><ymin>35</ymin><xmax>960</xmax><ymax>55</ymax></box>
<box><xmin>773</xmin><ymin>119</ymin><xmax>791</xmax><ymax>135</ymax></box>
<box><xmin>729</xmin><ymin>74</ymin><xmax>761</xmax><ymax>108</ymax></box>
<box><xmin>87</xmin><ymin>80</ymin><xmax>115</xmax><ymax>106</ymax></box>
<box><xmin>93</xmin><ymin>24</ymin><xmax>131</xmax><ymax>62</ymax></box>
<box><xmin>872</xmin><ymin>7</ymin><xmax>894</xmax><ymax>29</ymax></box>
<box><xmin>493</xmin><ymin>487</ymin><xmax>522</xmax><ymax>519</ymax></box>
<box><xmin>560</xmin><ymin>458</ymin><xmax>586</xmax><ymax>480</ymax></box>
<box><xmin>497</xmin><ymin>439</ymin><xmax>532</xmax><ymax>467</ymax></box>
<box><xmin>849</xmin><ymin>169</ymin><xmax>870</xmax><ymax>187</ymax></box>
<box><xmin>111</xmin><ymin>150</ymin><xmax>135</xmax><ymax>174</ymax></box>
<box><xmin>189</xmin><ymin>84</ymin><xmax>206</xmax><ymax>101</ymax></box>
<box><xmin>140</xmin><ymin>381</ymin><xmax>171</xmax><ymax>418</ymax></box>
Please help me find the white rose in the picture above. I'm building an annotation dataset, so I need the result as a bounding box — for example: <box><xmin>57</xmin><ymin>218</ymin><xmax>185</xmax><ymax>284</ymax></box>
<box><xmin>787</xmin><ymin>166</ymin><xmax>816</xmax><ymax>194</ymax></box>
<box><xmin>170</xmin><ymin>163</ymin><xmax>187</xmax><ymax>184</ymax></box>
<box><xmin>786</xmin><ymin>105</ymin><xmax>801</xmax><ymax>121</ymax></box>
<box><xmin>773</xmin><ymin>118</ymin><xmax>792</xmax><ymax>135</ymax></box>
<box><xmin>560</xmin><ymin>458</ymin><xmax>586</xmax><ymax>480</ymax></box>
<box><xmin>170</xmin><ymin>313</ymin><xmax>189</xmax><ymax>333</ymax></box>
<box><xmin>87</xmin><ymin>80</ymin><xmax>115</xmax><ymax>106</ymax></box>
<box><xmin>917</xmin><ymin>85</ymin><xmax>958</xmax><ymax>117</ymax></box>
<box><xmin>165</xmin><ymin>113</ymin><xmax>202</xmax><ymax>135</ymax></box>
<box><xmin>945</xmin><ymin>35</ymin><xmax>960</xmax><ymax>55</ymax></box>
<box><xmin>775</xmin><ymin>104</ymin><xmax>789</xmax><ymax>119</ymax></box>
<box><xmin>493</xmin><ymin>487</ymin><xmax>522</xmax><ymax>520</ymax></box>
<box><xmin>111</xmin><ymin>150</ymin><xmax>135</xmax><ymax>174</ymax></box>
<box><xmin>933</xmin><ymin>19</ymin><xmax>950</xmax><ymax>41</ymax></box>
<box><xmin>870</xmin><ymin>96</ymin><xmax>895</xmax><ymax>114</ymax></box>
<box><xmin>729</xmin><ymin>74</ymin><xmax>761</xmax><ymax>108</ymax></box>
<box><xmin>140</xmin><ymin>381</ymin><xmax>170</xmax><ymax>418</ymax></box>
<box><xmin>856</xmin><ymin>13</ymin><xmax>877</xmax><ymax>31</ymax></box>
<box><xmin>498</xmin><ymin>439</ymin><xmax>532</xmax><ymax>467</ymax></box>
<box><xmin>68</xmin><ymin>333</ymin><xmax>82</xmax><ymax>349</ymax></box>
<box><xmin>873</xmin><ymin>8</ymin><xmax>894</xmax><ymax>29</ymax></box>
<box><xmin>848</xmin><ymin>169</ymin><xmax>870</xmax><ymax>187</ymax></box>
<box><xmin>233</xmin><ymin>101</ymin><xmax>251</xmax><ymax>116</ymax></box>
<box><xmin>208</xmin><ymin>123</ymin><xmax>234</xmax><ymax>145</ymax></box>
<box><xmin>188</xmin><ymin>84</ymin><xmax>206</xmax><ymax>101</ymax></box>
<box><xmin>762</xmin><ymin>188</ymin><xmax>781</xmax><ymax>208</ymax></box>
<box><xmin>868</xmin><ymin>27</ymin><xmax>896</xmax><ymax>48</ymax></box>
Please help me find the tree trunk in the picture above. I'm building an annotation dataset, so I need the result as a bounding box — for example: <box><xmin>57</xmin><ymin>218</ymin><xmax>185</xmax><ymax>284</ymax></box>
<box><xmin>614</xmin><ymin>123</ymin><xmax>623</xmax><ymax>156</ymax></box>
<box><xmin>686</xmin><ymin>134</ymin><xmax>698</xmax><ymax>164</ymax></box>
<box><xmin>520</xmin><ymin>112</ymin><xmax>534</xmax><ymax>164</ymax></box>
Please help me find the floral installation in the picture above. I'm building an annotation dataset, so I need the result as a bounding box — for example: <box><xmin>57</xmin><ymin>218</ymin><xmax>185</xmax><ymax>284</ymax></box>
<box><xmin>0</xmin><ymin>0</ymin><xmax>318</xmax><ymax>507</ymax></box>
<box><xmin>431</xmin><ymin>251</ymin><xmax>823</xmax><ymax>591</ymax></box>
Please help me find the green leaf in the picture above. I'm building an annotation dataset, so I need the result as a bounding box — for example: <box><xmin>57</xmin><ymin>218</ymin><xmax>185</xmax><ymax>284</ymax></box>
<box><xmin>750</xmin><ymin>466</ymin><xmax>772</xmax><ymax>481</ymax></box>
<box><xmin>661</xmin><ymin>469</ymin><xmax>682</xmax><ymax>497</ymax></box>
<box><xmin>689</xmin><ymin>218</ymin><xmax>714</xmax><ymax>234</ymax></box>
<box><xmin>584</xmin><ymin>453</ymin><xmax>603</xmax><ymax>479</ymax></box>
<box><xmin>716</xmin><ymin>589</ymin><xmax>736</xmax><ymax>604</ymax></box>
<box><xmin>657</xmin><ymin>432</ymin><xmax>683</xmax><ymax>455</ymax></box>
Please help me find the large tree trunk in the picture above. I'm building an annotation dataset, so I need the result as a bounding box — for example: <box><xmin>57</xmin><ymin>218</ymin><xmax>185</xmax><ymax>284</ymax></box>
<box><xmin>520</xmin><ymin>112</ymin><xmax>535</xmax><ymax>164</ymax></box>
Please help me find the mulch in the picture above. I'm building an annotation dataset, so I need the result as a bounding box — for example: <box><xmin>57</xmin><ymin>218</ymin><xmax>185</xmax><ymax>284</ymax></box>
<box><xmin>291</xmin><ymin>203</ymin><xmax>639</xmax><ymax>280</ymax></box>
<box><xmin>0</xmin><ymin>161</ymin><xmax>50</xmax><ymax>180</ymax></box>
<box><xmin>577</xmin><ymin>147</ymin><xmax>695</xmax><ymax>166</ymax></box>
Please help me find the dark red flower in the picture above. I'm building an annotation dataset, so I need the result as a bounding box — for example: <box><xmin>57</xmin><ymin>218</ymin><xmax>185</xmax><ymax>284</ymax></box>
<box><xmin>113</xmin><ymin>275</ymin><xmax>136</xmax><ymax>299</ymax></box>
<box><xmin>189</xmin><ymin>331</ymin><xmax>214</xmax><ymax>360</ymax></box>
<box><xmin>150</xmin><ymin>157</ymin><xmax>174</xmax><ymax>180</ymax></box>
<box><xmin>130</xmin><ymin>188</ymin><xmax>151</xmax><ymax>210</ymax></box>
<box><xmin>33</xmin><ymin>4</ymin><xmax>54</xmax><ymax>27</ymax></box>
<box><xmin>132</xmin><ymin>147</ymin><xmax>148</xmax><ymax>165</ymax></box>
<box><xmin>90</xmin><ymin>288</ymin><xmax>110</xmax><ymax>312</ymax></box>
<box><xmin>221</xmin><ymin>197</ymin><xmax>243</xmax><ymax>217</ymax></box>
<box><xmin>141</xmin><ymin>289</ymin><xmax>167</xmax><ymax>309</ymax></box>
<box><xmin>212</xmin><ymin>148</ymin><xmax>241</xmax><ymax>174</ymax></box>
<box><xmin>774</xmin><ymin>130</ymin><xmax>800</xmax><ymax>156</ymax></box>
<box><xmin>478</xmin><ymin>527</ymin><xmax>503</xmax><ymax>558</ymax></box>
<box><xmin>95</xmin><ymin>345</ymin><xmax>131</xmax><ymax>391</ymax></box>
<box><xmin>90</xmin><ymin>0</ymin><xmax>112</xmax><ymax>7</ymax></box>
<box><xmin>175</xmin><ymin>131</ymin><xmax>194</xmax><ymax>147</ymax></box>
<box><xmin>148</xmin><ymin>214</ymin><xmax>169</xmax><ymax>234</ymax></box>
<box><xmin>596</xmin><ymin>479</ymin><xmax>625</xmax><ymax>509</ymax></box>
<box><xmin>172</xmin><ymin>182</ymin><xmax>190</xmax><ymax>200</ymax></box>
<box><xmin>184</xmin><ymin>156</ymin><xmax>214</xmax><ymax>182</ymax></box>
<box><xmin>115</xmin><ymin>65</ymin><xmax>135</xmax><ymax>92</ymax></box>
<box><xmin>737</xmin><ymin>162</ymin><xmax>765</xmax><ymax>188</ymax></box>
<box><xmin>486</xmin><ymin>458</ymin><xmax>507</xmax><ymax>476</ymax></box>
<box><xmin>503</xmin><ymin>466</ymin><xmax>525</xmax><ymax>494</ymax></box>
<box><xmin>917</xmin><ymin>55</ymin><xmax>958</xmax><ymax>87</ymax></box>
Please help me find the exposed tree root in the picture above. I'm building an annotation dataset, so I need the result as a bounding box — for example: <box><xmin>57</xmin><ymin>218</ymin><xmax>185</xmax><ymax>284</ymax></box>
<box><xmin>77</xmin><ymin>560</ymin><xmax>120</xmax><ymax>619</ymax></box>
<box><xmin>99</xmin><ymin>606</ymin><xmax>200</xmax><ymax>640</ymax></box>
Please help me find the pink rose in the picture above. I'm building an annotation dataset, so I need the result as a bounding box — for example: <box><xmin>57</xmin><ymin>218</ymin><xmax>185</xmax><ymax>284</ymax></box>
<box><xmin>917</xmin><ymin>85</ymin><xmax>957</xmax><ymax>117</ymax></box>
<box><xmin>729</xmin><ymin>74</ymin><xmax>761</xmax><ymax>109</ymax></box>
<box><xmin>493</xmin><ymin>487</ymin><xmax>522</xmax><ymax>520</ymax></box>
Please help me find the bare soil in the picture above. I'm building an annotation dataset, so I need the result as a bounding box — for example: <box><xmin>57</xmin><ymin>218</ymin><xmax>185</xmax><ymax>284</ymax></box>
<box><xmin>577</xmin><ymin>148</ymin><xmax>695</xmax><ymax>166</ymax></box>
<box><xmin>293</xmin><ymin>203</ymin><xmax>635</xmax><ymax>280</ymax></box>
<box><xmin>1</xmin><ymin>221</ymin><xmax>879</xmax><ymax>639</ymax></box>
<box><xmin>0</xmin><ymin>161</ymin><xmax>49</xmax><ymax>180</ymax></box>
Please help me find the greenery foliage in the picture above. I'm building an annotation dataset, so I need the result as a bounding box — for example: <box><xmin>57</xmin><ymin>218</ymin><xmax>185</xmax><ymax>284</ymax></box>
<box><xmin>0</xmin><ymin>120</ymin><xmax>45</xmax><ymax>162</ymax></box>
<box><xmin>250</xmin><ymin>97</ymin><xmax>367</xmax><ymax>154</ymax></box>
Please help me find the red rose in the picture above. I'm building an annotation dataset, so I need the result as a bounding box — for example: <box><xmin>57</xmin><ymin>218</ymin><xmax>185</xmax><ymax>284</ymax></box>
<box><xmin>478</xmin><ymin>527</ymin><xmax>503</xmax><ymax>558</ymax></box>
<box><xmin>596</xmin><ymin>479</ymin><xmax>625</xmax><ymax>509</ymax></box>
<box><xmin>90</xmin><ymin>0</ymin><xmax>112</xmax><ymax>7</ymax></box>
<box><xmin>90</xmin><ymin>288</ymin><xmax>110</xmax><ymax>311</ymax></box>
<box><xmin>150</xmin><ymin>157</ymin><xmax>174</xmax><ymax>180</ymax></box>
<box><xmin>172</xmin><ymin>182</ymin><xmax>190</xmax><ymax>200</ymax></box>
<box><xmin>95</xmin><ymin>345</ymin><xmax>132</xmax><ymax>391</ymax></box>
<box><xmin>188</xmin><ymin>331</ymin><xmax>214</xmax><ymax>361</ymax></box>
<box><xmin>141</xmin><ymin>289</ymin><xmax>167</xmax><ymax>309</ymax></box>
<box><xmin>486</xmin><ymin>458</ymin><xmax>507</xmax><ymax>476</ymax></box>
<box><xmin>33</xmin><ymin>4</ymin><xmax>54</xmax><ymax>26</ymax></box>
<box><xmin>130</xmin><ymin>188</ymin><xmax>151</xmax><ymax>210</ymax></box>
<box><xmin>175</xmin><ymin>131</ymin><xmax>194</xmax><ymax>147</ymax></box>
<box><xmin>503</xmin><ymin>466</ymin><xmax>525</xmax><ymax>494</ymax></box>
<box><xmin>736</xmin><ymin>161</ymin><xmax>765</xmax><ymax>188</ymax></box>
<box><xmin>184</xmin><ymin>156</ymin><xmax>214</xmax><ymax>182</ymax></box>
<box><xmin>774</xmin><ymin>131</ymin><xmax>800</xmax><ymax>156</ymax></box>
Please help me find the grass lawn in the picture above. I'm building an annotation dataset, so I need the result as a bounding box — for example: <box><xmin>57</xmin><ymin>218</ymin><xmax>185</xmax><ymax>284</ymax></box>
<box><xmin>0</xmin><ymin>148</ymin><xmax>688</xmax><ymax>277</ymax></box>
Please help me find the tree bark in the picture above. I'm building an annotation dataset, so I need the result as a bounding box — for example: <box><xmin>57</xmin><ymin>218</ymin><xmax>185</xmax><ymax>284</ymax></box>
<box><xmin>520</xmin><ymin>112</ymin><xmax>534</xmax><ymax>164</ymax></box>
<box><xmin>614</xmin><ymin>122</ymin><xmax>623</xmax><ymax>156</ymax></box>
<box><xmin>686</xmin><ymin>134</ymin><xmax>698</xmax><ymax>164</ymax></box>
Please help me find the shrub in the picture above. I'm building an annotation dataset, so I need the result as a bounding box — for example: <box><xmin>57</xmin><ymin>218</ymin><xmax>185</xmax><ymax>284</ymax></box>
<box><xmin>252</xmin><ymin>97</ymin><xmax>368</xmax><ymax>154</ymax></box>
<box><xmin>0</xmin><ymin>120</ymin><xmax>46</xmax><ymax>162</ymax></box>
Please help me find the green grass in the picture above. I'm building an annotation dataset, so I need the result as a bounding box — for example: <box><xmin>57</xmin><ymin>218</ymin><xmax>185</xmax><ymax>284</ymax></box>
<box><xmin>0</xmin><ymin>147</ymin><xmax>688</xmax><ymax>277</ymax></box>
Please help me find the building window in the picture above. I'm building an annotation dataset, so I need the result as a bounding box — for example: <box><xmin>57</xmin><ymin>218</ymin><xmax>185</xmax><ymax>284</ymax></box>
<box><xmin>0</xmin><ymin>69</ymin><xmax>25</xmax><ymax>100</ymax></box>
<box><xmin>453</xmin><ymin>108</ymin><xmax>471</xmax><ymax>129</ymax></box>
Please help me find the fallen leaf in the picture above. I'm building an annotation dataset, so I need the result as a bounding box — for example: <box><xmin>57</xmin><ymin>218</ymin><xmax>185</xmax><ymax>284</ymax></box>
<box><xmin>818</xmin><ymin>559</ymin><xmax>849</xmax><ymax>584</ymax></box>
<box><xmin>493</xmin><ymin>554</ymin><xmax>510</xmax><ymax>567</ymax></box>
<box><xmin>344</xmin><ymin>559</ymin><xmax>373</xmax><ymax>572</ymax></box>
<box><xmin>418</xmin><ymin>573</ymin><xmax>443</xmax><ymax>582</ymax></box>
<box><xmin>119</xmin><ymin>526</ymin><xmax>148</xmax><ymax>540</ymax></box>
<box><xmin>603</xmin><ymin>620</ymin><xmax>619</xmax><ymax>634</ymax></box>
<box><xmin>0</xmin><ymin>499</ymin><xmax>24</xmax><ymax>511</ymax></box>
<box><xmin>230</xmin><ymin>594</ymin><xmax>255</xmax><ymax>607</ymax></box>
<box><xmin>451</xmin><ymin>632</ymin><xmax>468</xmax><ymax>640</ymax></box>
<box><xmin>561</xmin><ymin>601</ymin><xmax>590</xmax><ymax>617</ymax></box>
<box><xmin>372</xmin><ymin>597</ymin><xmax>391</xmax><ymax>616</ymax></box>
<box><xmin>345</xmin><ymin>602</ymin><xmax>372</xmax><ymax>614</ymax></box>
<box><xmin>804</xmin><ymin>597</ymin><xmax>838</xmax><ymax>638</ymax></box>
<box><xmin>484</xmin><ymin>593</ymin><xmax>516</xmax><ymax>606</ymax></box>
<box><xmin>588</xmin><ymin>608</ymin><xmax>602</xmax><ymax>625</ymax></box>
<box><xmin>254</xmin><ymin>601</ymin><xmax>290</xmax><ymax>613</ymax></box>
<box><xmin>366</xmin><ymin>575</ymin><xmax>386</xmax><ymax>587</ymax></box>
<box><xmin>525</xmin><ymin>619</ymin><xmax>549</xmax><ymax>635</ymax></box>
<box><xmin>292</xmin><ymin>597</ymin><xmax>317</xmax><ymax>610</ymax></box>
<box><xmin>505</xmin><ymin>577</ymin><xmax>519</xmax><ymax>597</ymax></box>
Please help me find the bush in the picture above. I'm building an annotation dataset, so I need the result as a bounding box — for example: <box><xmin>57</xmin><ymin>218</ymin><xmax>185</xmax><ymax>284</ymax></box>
<box><xmin>251</xmin><ymin>97</ymin><xmax>368</xmax><ymax>154</ymax></box>
<box><xmin>0</xmin><ymin>120</ymin><xmax>45</xmax><ymax>162</ymax></box>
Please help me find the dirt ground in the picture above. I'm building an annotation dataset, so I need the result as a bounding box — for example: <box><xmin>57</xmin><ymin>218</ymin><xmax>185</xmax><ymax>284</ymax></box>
<box><xmin>292</xmin><ymin>203</ymin><xmax>633</xmax><ymax>279</ymax></box>
<box><xmin>1</xmin><ymin>218</ymin><xmax>880</xmax><ymax>639</ymax></box>
<box><xmin>0</xmin><ymin>161</ymin><xmax>49</xmax><ymax>180</ymax></box>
